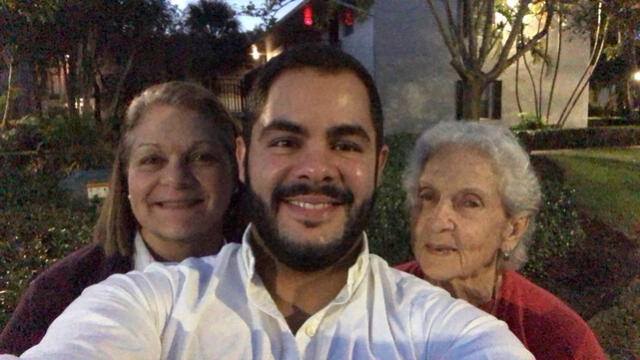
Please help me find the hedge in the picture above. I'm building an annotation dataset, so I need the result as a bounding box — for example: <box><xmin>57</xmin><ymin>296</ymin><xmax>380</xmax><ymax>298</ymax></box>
<box><xmin>515</xmin><ymin>126</ymin><xmax>640</xmax><ymax>151</ymax></box>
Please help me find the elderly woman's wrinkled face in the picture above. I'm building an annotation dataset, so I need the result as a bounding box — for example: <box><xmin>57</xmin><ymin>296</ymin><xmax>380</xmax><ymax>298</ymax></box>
<box><xmin>126</xmin><ymin>104</ymin><xmax>234</xmax><ymax>247</ymax></box>
<box><xmin>410</xmin><ymin>145</ymin><xmax>518</xmax><ymax>282</ymax></box>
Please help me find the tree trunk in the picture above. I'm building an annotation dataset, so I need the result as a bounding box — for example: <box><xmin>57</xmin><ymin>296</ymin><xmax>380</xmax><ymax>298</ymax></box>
<box><xmin>2</xmin><ymin>59</ymin><xmax>15</xmax><ymax>130</ymax></box>
<box><xmin>81</xmin><ymin>28</ymin><xmax>97</xmax><ymax>117</ymax></box>
<box><xmin>460</xmin><ymin>79</ymin><xmax>485</xmax><ymax>121</ymax></box>
<box><xmin>107</xmin><ymin>52</ymin><xmax>135</xmax><ymax>120</ymax></box>
<box><xmin>64</xmin><ymin>54</ymin><xmax>79</xmax><ymax>118</ymax></box>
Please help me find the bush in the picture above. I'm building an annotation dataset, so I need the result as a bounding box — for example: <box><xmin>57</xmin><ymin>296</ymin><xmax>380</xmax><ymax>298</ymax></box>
<box><xmin>0</xmin><ymin>166</ymin><xmax>98</xmax><ymax>329</ymax></box>
<box><xmin>587</xmin><ymin>117</ymin><xmax>640</xmax><ymax>127</ymax></box>
<box><xmin>515</xmin><ymin>126</ymin><xmax>640</xmax><ymax>151</ymax></box>
<box><xmin>520</xmin><ymin>178</ymin><xmax>584</xmax><ymax>281</ymax></box>
<box><xmin>0</xmin><ymin>114</ymin><xmax>111</xmax><ymax>330</ymax></box>
<box><xmin>511</xmin><ymin>112</ymin><xmax>548</xmax><ymax>131</ymax></box>
<box><xmin>589</xmin><ymin>279</ymin><xmax>640</xmax><ymax>359</ymax></box>
<box><xmin>367</xmin><ymin>133</ymin><xmax>418</xmax><ymax>265</ymax></box>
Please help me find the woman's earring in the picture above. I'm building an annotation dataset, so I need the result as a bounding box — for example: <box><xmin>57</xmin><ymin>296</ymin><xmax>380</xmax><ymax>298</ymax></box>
<box><xmin>127</xmin><ymin>194</ymin><xmax>132</xmax><ymax>201</ymax></box>
<box><xmin>502</xmin><ymin>249</ymin><xmax>511</xmax><ymax>261</ymax></box>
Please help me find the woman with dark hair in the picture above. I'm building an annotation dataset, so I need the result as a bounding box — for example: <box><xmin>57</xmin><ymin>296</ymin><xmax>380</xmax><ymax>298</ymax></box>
<box><xmin>0</xmin><ymin>81</ymin><xmax>244</xmax><ymax>355</ymax></box>
<box><xmin>397</xmin><ymin>121</ymin><xmax>606</xmax><ymax>359</ymax></box>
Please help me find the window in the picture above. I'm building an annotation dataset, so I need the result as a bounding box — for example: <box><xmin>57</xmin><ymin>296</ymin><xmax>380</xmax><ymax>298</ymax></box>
<box><xmin>455</xmin><ymin>80</ymin><xmax>502</xmax><ymax>120</ymax></box>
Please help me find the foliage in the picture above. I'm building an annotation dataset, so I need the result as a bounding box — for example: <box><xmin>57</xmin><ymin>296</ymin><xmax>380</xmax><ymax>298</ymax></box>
<box><xmin>425</xmin><ymin>0</ymin><xmax>560</xmax><ymax>120</ymax></box>
<box><xmin>366</xmin><ymin>133</ymin><xmax>418</xmax><ymax>265</ymax></box>
<box><xmin>588</xmin><ymin>278</ymin><xmax>640</xmax><ymax>359</ymax></box>
<box><xmin>520</xmin><ymin>175</ymin><xmax>584</xmax><ymax>280</ymax></box>
<box><xmin>180</xmin><ymin>0</ymin><xmax>251</xmax><ymax>85</ymax></box>
<box><xmin>0</xmin><ymin>166</ymin><xmax>98</xmax><ymax>329</ymax></box>
<box><xmin>510</xmin><ymin>112</ymin><xmax>548</xmax><ymax>131</ymax></box>
<box><xmin>515</xmin><ymin>126</ymin><xmax>640</xmax><ymax>150</ymax></box>
<box><xmin>0</xmin><ymin>113</ymin><xmax>111</xmax><ymax>329</ymax></box>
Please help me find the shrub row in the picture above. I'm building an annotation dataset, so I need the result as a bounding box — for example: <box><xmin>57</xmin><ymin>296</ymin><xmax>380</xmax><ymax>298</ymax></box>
<box><xmin>515</xmin><ymin>126</ymin><xmax>640</xmax><ymax>151</ymax></box>
<box><xmin>587</xmin><ymin>117</ymin><xmax>640</xmax><ymax>127</ymax></box>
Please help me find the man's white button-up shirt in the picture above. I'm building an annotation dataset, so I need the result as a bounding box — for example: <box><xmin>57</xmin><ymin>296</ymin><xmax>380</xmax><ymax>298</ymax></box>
<box><xmin>4</xmin><ymin>226</ymin><xmax>533</xmax><ymax>359</ymax></box>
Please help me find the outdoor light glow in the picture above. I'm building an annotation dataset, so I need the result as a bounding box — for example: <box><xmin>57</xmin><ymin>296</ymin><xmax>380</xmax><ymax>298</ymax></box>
<box><xmin>633</xmin><ymin>71</ymin><xmax>640</xmax><ymax>82</ymax></box>
<box><xmin>506</xmin><ymin>0</ymin><xmax>519</xmax><ymax>8</ymax></box>
<box><xmin>303</xmin><ymin>4</ymin><xmax>313</xmax><ymax>26</ymax></box>
<box><xmin>251</xmin><ymin>44</ymin><xmax>260</xmax><ymax>61</ymax></box>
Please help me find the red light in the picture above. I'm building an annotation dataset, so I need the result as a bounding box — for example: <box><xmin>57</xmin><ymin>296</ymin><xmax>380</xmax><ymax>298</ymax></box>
<box><xmin>343</xmin><ymin>8</ymin><xmax>354</xmax><ymax>26</ymax></box>
<box><xmin>303</xmin><ymin>3</ymin><xmax>313</xmax><ymax>26</ymax></box>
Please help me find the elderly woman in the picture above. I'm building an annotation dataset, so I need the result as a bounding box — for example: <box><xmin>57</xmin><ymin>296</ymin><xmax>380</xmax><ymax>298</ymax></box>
<box><xmin>396</xmin><ymin>121</ymin><xmax>605</xmax><ymax>359</ymax></box>
<box><xmin>0</xmin><ymin>81</ymin><xmax>245</xmax><ymax>355</ymax></box>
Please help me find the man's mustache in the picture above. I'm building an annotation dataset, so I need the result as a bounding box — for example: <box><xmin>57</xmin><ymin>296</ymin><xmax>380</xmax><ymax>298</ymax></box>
<box><xmin>272</xmin><ymin>183</ymin><xmax>354</xmax><ymax>205</ymax></box>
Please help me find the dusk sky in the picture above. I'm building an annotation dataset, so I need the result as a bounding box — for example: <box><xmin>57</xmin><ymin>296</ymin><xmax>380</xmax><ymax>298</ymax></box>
<box><xmin>169</xmin><ymin>0</ymin><xmax>302</xmax><ymax>31</ymax></box>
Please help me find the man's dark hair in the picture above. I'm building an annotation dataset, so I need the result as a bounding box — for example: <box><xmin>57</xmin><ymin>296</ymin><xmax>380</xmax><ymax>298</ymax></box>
<box><xmin>244</xmin><ymin>43</ymin><xmax>384</xmax><ymax>151</ymax></box>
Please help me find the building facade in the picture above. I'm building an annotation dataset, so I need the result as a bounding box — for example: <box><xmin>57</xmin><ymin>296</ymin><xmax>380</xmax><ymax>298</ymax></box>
<box><xmin>253</xmin><ymin>0</ymin><xmax>591</xmax><ymax>134</ymax></box>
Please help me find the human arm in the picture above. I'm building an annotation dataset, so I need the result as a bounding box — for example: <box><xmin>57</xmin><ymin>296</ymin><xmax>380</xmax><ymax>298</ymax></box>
<box><xmin>0</xmin><ymin>269</ymin><xmax>172</xmax><ymax>360</ymax></box>
<box><xmin>413</xmin><ymin>294</ymin><xmax>534</xmax><ymax>359</ymax></box>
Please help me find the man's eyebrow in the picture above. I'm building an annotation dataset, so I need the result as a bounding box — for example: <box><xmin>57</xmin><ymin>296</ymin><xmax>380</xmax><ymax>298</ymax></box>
<box><xmin>258</xmin><ymin>119</ymin><xmax>308</xmax><ymax>140</ymax></box>
<box><xmin>327</xmin><ymin>124</ymin><xmax>371</xmax><ymax>143</ymax></box>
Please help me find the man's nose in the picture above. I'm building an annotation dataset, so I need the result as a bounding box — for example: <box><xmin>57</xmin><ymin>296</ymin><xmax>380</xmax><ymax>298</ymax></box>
<box><xmin>291</xmin><ymin>146</ymin><xmax>339</xmax><ymax>184</ymax></box>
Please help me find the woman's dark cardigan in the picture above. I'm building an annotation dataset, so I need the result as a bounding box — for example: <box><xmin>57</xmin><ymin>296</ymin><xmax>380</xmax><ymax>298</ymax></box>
<box><xmin>0</xmin><ymin>244</ymin><xmax>131</xmax><ymax>355</ymax></box>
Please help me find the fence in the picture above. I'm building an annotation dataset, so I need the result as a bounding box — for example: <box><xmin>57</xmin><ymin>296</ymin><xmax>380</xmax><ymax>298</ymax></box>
<box><xmin>212</xmin><ymin>77</ymin><xmax>245</xmax><ymax>114</ymax></box>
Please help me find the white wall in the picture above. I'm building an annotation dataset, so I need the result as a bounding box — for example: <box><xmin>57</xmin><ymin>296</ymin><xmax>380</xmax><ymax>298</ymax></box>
<box><xmin>372</xmin><ymin>0</ymin><xmax>457</xmax><ymax>134</ymax></box>
<box><xmin>340</xmin><ymin>16</ymin><xmax>375</xmax><ymax>77</ymax></box>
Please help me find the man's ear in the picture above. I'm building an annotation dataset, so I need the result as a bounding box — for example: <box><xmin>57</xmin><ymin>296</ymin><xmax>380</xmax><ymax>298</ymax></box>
<box><xmin>235</xmin><ymin>136</ymin><xmax>247</xmax><ymax>184</ymax></box>
<box><xmin>375</xmin><ymin>144</ymin><xmax>389</xmax><ymax>186</ymax></box>
<box><xmin>501</xmin><ymin>214</ymin><xmax>530</xmax><ymax>252</ymax></box>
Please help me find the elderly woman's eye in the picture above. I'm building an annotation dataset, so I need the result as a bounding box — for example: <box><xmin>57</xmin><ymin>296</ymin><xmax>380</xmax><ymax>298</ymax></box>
<box><xmin>461</xmin><ymin>198</ymin><xmax>482</xmax><ymax>208</ymax></box>
<box><xmin>140</xmin><ymin>155</ymin><xmax>163</xmax><ymax>166</ymax></box>
<box><xmin>418</xmin><ymin>190</ymin><xmax>436</xmax><ymax>202</ymax></box>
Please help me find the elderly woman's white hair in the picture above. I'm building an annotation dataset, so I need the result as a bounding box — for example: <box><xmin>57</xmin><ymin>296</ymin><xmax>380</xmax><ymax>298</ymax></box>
<box><xmin>403</xmin><ymin>121</ymin><xmax>542</xmax><ymax>270</ymax></box>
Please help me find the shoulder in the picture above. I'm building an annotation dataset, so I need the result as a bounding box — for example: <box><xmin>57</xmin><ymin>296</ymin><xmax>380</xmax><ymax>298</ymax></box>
<box><xmin>368</xmin><ymin>256</ymin><xmax>534</xmax><ymax>358</ymax></box>
<box><xmin>502</xmin><ymin>271</ymin><xmax>582</xmax><ymax>317</ymax></box>
<box><xmin>501</xmin><ymin>271</ymin><xmax>605</xmax><ymax>357</ymax></box>
<box><xmin>394</xmin><ymin>259</ymin><xmax>425</xmax><ymax>278</ymax></box>
<box><xmin>370</xmin><ymin>255</ymin><xmax>487</xmax><ymax>316</ymax></box>
<box><xmin>28</xmin><ymin>243</ymin><xmax>128</xmax><ymax>293</ymax></box>
<box><xmin>97</xmin><ymin>242</ymin><xmax>242</xmax><ymax>303</ymax></box>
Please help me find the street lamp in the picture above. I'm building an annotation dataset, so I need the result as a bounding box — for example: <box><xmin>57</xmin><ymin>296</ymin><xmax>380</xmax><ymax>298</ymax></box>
<box><xmin>250</xmin><ymin>45</ymin><xmax>261</xmax><ymax>61</ymax></box>
<box><xmin>633</xmin><ymin>70</ymin><xmax>640</xmax><ymax>82</ymax></box>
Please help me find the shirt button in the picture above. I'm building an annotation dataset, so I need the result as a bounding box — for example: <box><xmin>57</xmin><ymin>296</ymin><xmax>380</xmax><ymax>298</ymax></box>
<box><xmin>305</xmin><ymin>325</ymin><xmax>316</xmax><ymax>337</ymax></box>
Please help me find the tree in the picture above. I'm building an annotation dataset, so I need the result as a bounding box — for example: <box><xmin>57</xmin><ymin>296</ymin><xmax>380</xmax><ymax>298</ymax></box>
<box><xmin>512</xmin><ymin>0</ymin><xmax>610</xmax><ymax>127</ymax></box>
<box><xmin>182</xmin><ymin>0</ymin><xmax>250</xmax><ymax>86</ymax></box>
<box><xmin>0</xmin><ymin>0</ymin><xmax>57</xmax><ymax>129</ymax></box>
<box><xmin>599</xmin><ymin>0</ymin><xmax>640</xmax><ymax>119</ymax></box>
<box><xmin>424</xmin><ymin>0</ymin><xmax>561</xmax><ymax>120</ymax></box>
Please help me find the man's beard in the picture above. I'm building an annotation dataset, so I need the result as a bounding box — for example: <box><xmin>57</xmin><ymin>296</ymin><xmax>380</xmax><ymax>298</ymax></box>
<box><xmin>246</xmin><ymin>179</ymin><xmax>375</xmax><ymax>272</ymax></box>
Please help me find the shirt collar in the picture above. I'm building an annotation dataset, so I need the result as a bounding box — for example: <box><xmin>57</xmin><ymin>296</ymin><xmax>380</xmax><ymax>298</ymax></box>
<box><xmin>239</xmin><ymin>224</ymin><xmax>371</xmax><ymax>303</ymax></box>
<box><xmin>133</xmin><ymin>232</ymin><xmax>157</xmax><ymax>271</ymax></box>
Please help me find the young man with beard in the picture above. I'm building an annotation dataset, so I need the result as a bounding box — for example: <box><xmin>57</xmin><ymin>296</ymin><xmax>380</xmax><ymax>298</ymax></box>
<box><xmin>0</xmin><ymin>44</ymin><xmax>533</xmax><ymax>359</ymax></box>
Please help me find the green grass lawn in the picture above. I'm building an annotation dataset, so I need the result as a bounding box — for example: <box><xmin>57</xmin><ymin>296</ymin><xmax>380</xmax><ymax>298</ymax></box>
<box><xmin>539</xmin><ymin>147</ymin><xmax>640</xmax><ymax>239</ymax></box>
